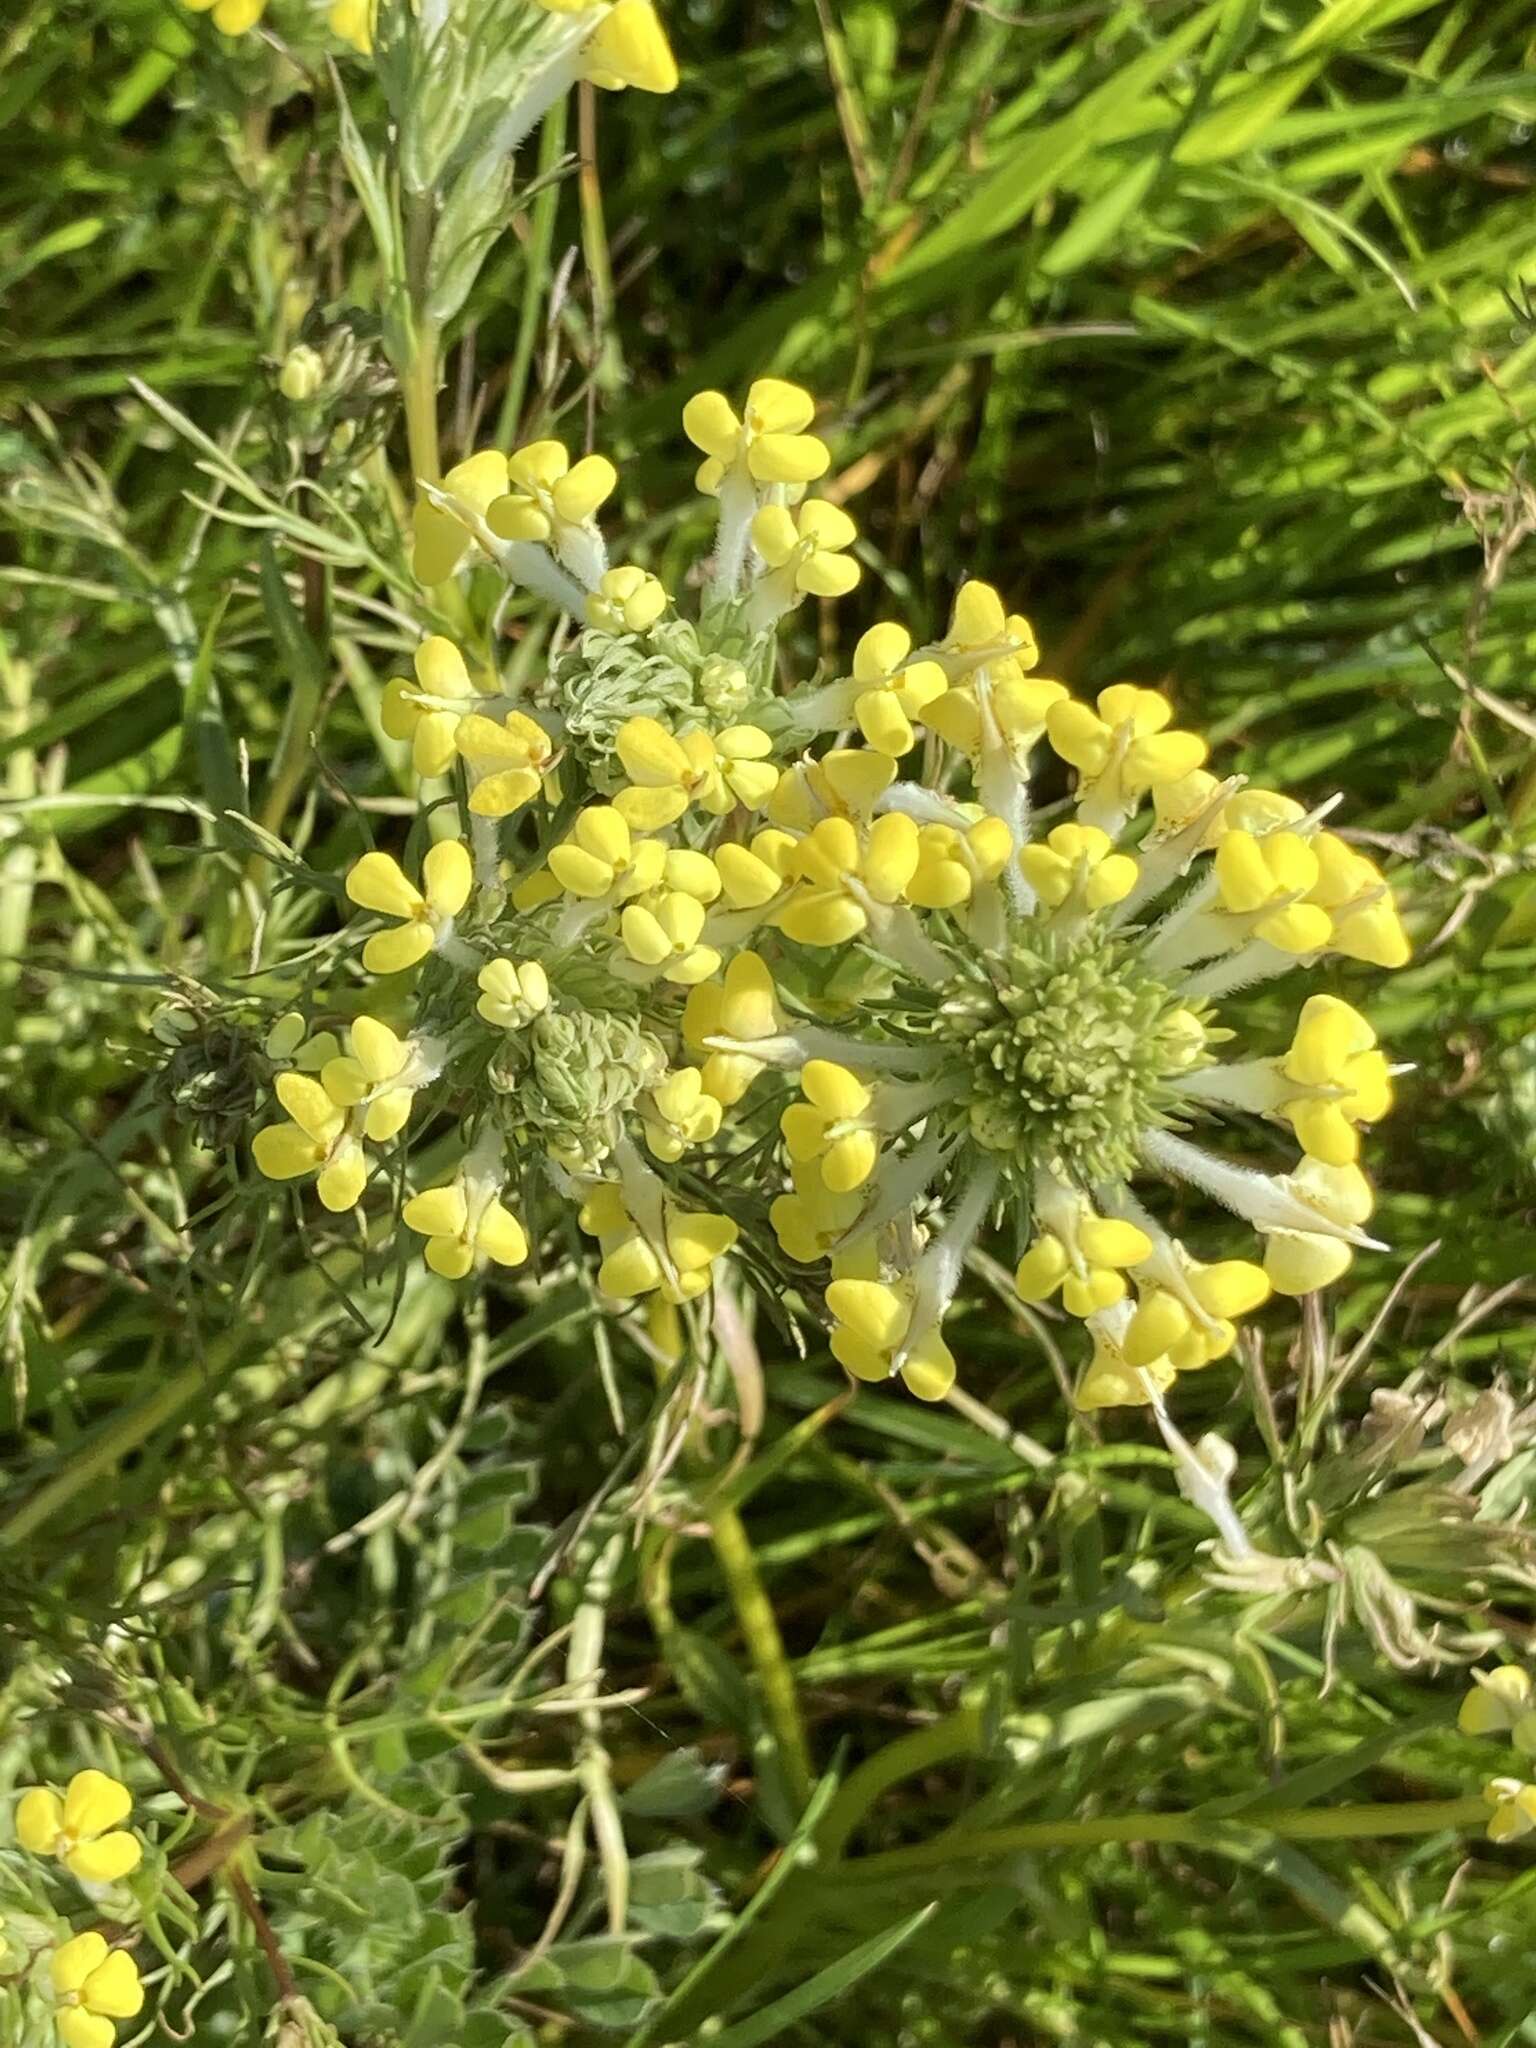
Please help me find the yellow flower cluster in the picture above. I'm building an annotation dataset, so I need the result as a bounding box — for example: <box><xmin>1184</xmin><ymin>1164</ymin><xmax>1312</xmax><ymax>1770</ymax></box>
<box><xmin>181</xmin><ymin>0</ymin><xmax>677</xmax><ymax>83</ymax></box>
<box><xmin>15</xmin><ymin>1771</ymin><xmax>147</xmax><ymax>2048</ymax></box>
<box><xmin>248</xmin><ymin>371</ymin><xmax>1411</xmax><ymax>1418</ymax></box>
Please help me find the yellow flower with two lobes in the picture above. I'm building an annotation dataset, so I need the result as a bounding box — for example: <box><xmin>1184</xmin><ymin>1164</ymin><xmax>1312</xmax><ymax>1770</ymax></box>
<box><xmin>587</xmin><ymin>566</ymin><xmax>669</xmax><ymax>635</ymax></box>
<box><xmin>381</xmin><ymin>636</ymin><xmax>479</xmax><ymax>779</ymax></box>
<box><xmin>346</xmin><ymin>839</ymin><xmax>474</xmax><ymax>973</ymax></box>
<box><xmin>614</xmin><ymin>716</ymin><xmax>777</xmax><ymax>828</ymax></box>
<box><xmin>682</xmin><ymin>378</ymin><xmax>830</xmax><ymax>496</ymax></box>
<box><xmin>49</xmin><ymin>1933</ymin><xmax>144</xmax><ymax>2048</ymax></box>
<box><xmin>751</xmin><ymin>502</ymin><xmax>861</xmax><ymax>599</ymax></box>
<box><xmin>403</xmin><ymin>1172</ymin><xmax>528</xmax><ymax>1280</ymax></box>
<box><xmin>17</xmin><ymin>1770</ymin><xmax>141</xmax><ymax>1885</ymax></box>
<box><xmin>252</xmin><ymin>1072</ymin><xmax>367</xmax><ymax>1211</ymax></box>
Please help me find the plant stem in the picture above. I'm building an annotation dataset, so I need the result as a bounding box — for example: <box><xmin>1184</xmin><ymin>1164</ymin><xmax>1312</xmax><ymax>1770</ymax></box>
<box><xmin>403</xmin><ymin>319</ymin><xmax>442</xmax><ymax>488</ymax></box>
<box><xmin>707</xmin><ymin>1498</ymin><xmax>814</xmax><ymax>1814</ymax></box>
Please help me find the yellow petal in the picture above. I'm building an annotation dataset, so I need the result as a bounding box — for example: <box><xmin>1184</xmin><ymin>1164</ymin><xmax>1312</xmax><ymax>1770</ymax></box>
<box><xmin>60</xmin><ymin>1765</ymin><xmax>133</xmax><ymax>1841</ymax></box>
<box><xmin>552</xmin><ymin>454</ymin><xmax>618</xmax><ymax>522</ymax></box>
<box><xmin>253</xmin><ymin>1121</ymin><xmax>323</xmax><ymax>1181</ymax></box>
<box><xmin>600</xmin><ymin>1236</ymin><xmax>664</xmax><ymax>1297</ymax></box>
<box><xmin>81</xmin><ymin>1948</ymin><xmax>145</xmax><ymax>2019</ymax></box>
<box><xmin>58</xmin><ymin>2013</ymin><xmax>115</xmax><ymax>2048</ymax></box>
<box><xmin>477</xmin><ymin>1202</ymin><xmax>529</xmax><ymax>1267</ymax></box>
<box><xmin>415</xmin><ymin>635</ymin><xmax>473</xmax><ymax>698</ymax></box>
<box><xmin>363</xmin><ymin>924</ymin><xmax>435</xmax><ymax>974</ymax></box>
<box><xmin>899</xmin><ymin>1331</ymin><xmax>956</xmax><ymax>1403</ymax></box>
<box><xmin>1462</xmin><ymin>1670</ymin><xmax>1530</xmax><ymax>1736</ymax></box>
<box><xmin>346</xmin><ymin>851</ymin><xmax>422</xmax><ymax>919</ymax></box>
<box><xmin>747</xmin><ymin>378</ymin><xmax>817</xmax><ymax>435</ymax></box>
<box><xmin>403</xmin><ymin>1185</ymin><xmax>469</xmax><ymax>1239</ymax></box>
<box><xmin>66</xmin><ymin>1832</ymin><xmax>143</xmax><ymax>1884</ymax></box>
<box><xmin>801</xmin><ymin>1060</ymin><xmax>870</xmax><ymax>1118</ymax></box>
<box><xmin>1263</xmin><ymin>1229</ymin><xmax>1352</xmax><ymax>1297</ymax></box>
<box><xmin>16</xmin><ymin>1787</ymin><xmax>63</xmax><ymax>1853</ymax></box>
<box><xmin>667</xmin><ymin>1212</ymin><xmax>739</xmax><ymax>1272</ymax></box>
<box><xmin>52</xmin><ymin>1932</ymin><xmax>109</xmax><ymax>1997</ymax></box>
<box><xmin>826</xmin><ymin>1278</ymin><xmax>908</xmax><ymax>1349</ymax></box>
<box><xmin>316</xmin><ymin>1143</ymin><xmax>368</xmax><ymax>1212</ymax></box>
<box><xmin>275</xmin><ymin>1072</ymin><xmax>344</xmax><ymax>1144</ymax></box>
<box><xmin>423</xmin><ymin>838</ymin><xmax>473</xmax><ymax>917</ymax></box>
<box><xmin>682</xmin><ymin>391</ymin><xmax>741</xmax><ymax>462</ymax></box>
<box><xmin>583</xmin><ymin>0</ymin><xmax>679</xmax><ymax>91</ymax></box>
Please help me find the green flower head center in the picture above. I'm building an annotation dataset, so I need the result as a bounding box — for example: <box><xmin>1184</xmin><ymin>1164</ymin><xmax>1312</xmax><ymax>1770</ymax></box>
<box><xmin>941</xmin><ymin>930</ymin><xmax>1201</xmax><ymax>1187</ymax></box>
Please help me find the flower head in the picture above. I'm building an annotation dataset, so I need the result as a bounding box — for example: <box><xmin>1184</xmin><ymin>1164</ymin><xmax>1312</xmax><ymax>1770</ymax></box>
<box><xmin>683</xmin><ymin>378</ymin><xmax>830</xmax><ymax>496</ymax></box>
<box><xmin>240</xmin><ymin>375</ymin><xmax>1411</xmax><ymax>1410</ymax></box>
<box><xmin>346</xmin><ymin>839</ymin><xmax>474</xmax><ymax>973</ymax></box>
<box><xmin>49</xmin><ymin>1932</ymin><xmax>144</xmax><ymax>2048</ymax></box>
<box><xmin>17</xmin><ymin>1772</ymin><xmax>141</xmax><ymax>1886</ymax></box>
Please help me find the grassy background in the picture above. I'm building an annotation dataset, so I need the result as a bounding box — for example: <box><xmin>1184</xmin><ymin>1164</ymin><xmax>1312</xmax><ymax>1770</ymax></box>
<box><xmin>6</xmin><ymin>0</ymin><xmax>1536</xmax><ymax>2042</ymax></box>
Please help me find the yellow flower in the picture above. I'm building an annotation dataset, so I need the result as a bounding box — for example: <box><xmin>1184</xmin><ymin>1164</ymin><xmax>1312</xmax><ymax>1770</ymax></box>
<box><xmin>403</xmin><ymin>1167</ymin><xmax>528</xmax><ymax>1280</ymax></box>
<box><xmin>780</xmin><ymin>1061</ymin><xmax>879</xmax><ymax>1193</ymax></box>
<box><xmin>576</xmin><ymin>0</ymin><xmax>679</xmax><ymax>93</ymax></box>
<box><xmin>682</xmin><ymin>378</ymin><xmax>830</xmax><ymax>496</ymax></box>
<box><xmin>682</xmin><ymin>950</ymin><xmax>783</xmax><ymax>1104</ymax></box>
<box><xmin>1484</xmin><ymin>1776</ymin><xmax>1536</xmax><ymax>1843</ymax></box>
<box><xmin>1014</xmin><ymin>1208</ymin><xmax>1152</xmax><ymax>1319</ymax></box>
<box><xmin>899</xmin><ymin>816</ymin><xmax>1013</xmax><ymax>911</ymax></box>
<box><xmin>1046</xmin><ymin>686</ymin><xmax>1208</xmax><ymax>836</ymax></box>
<box><xmin>1213</xmin><ymin>827</ymin><xmax>1334</xmax><ymax>956</ymax></box>
<box><xmin>252</xmin><ymin>1072</ymin><xmax>368</xmax><ymax>1212</ymax></box>
<box><xmin>1121</xmin><ymin>1259</ymin><xmax>1270</xmax><ymax>1372</ymax></box>
<box><xmin>849</xmin><ymin>622</ymin><xmax>949</xmax><ymax>757</ymax></box>
<box><xmin>487</xmin><ymin>439</ymin><xmax>617</xmax><ymax>544</ymax></box>
<box><xmin>579</xmin><ymin>1183</ymin><xmax>738</xmax><ymax>1302</ymax></box>
<box><xmin>934</xmin><ymin>580</ymin><xmax>1039</xmax><ymax>684</ymax></box>
<box><xmin>381</xmin><ymin>637</ymin><xmax>480</xmax><ymax>779</ymax></box>
<box><xmin>49</xmin><ymin>1932</ymin><xmax>144</xmax><ymax>2048</ymax></box>
<box><xmin>263</xmin><ymin>1012</ymin><xmax>340</xmax><ymax>1071</ymax></box>
<box><xmin>547</xmin><ymin>807</ymin><xmax>665</xmax><ymax>901</ymax></box>
<box><xmin>770</xmin><ymin>1162</ymin><xmax>863</xmax><ymax>1263</ymax></box>
<box><xmin>1307</xmin><ymin>831</ymin><xmax>1411</xmax><ymax>967</ymax></box>
<box><xmin>411</xmin><ymin>449</ymin><xmax>511</xmax><ymax>584</ymax></box>
<box><xmin>824</xmin><ymin>1275</ymin><xmax>956</xmax><ymax>1402</ymax></box>
<box><xmin>613</xmin><ymin>717</ymin><xmax>777</xmax><ymax>828</ymax></box>
<box><xmin>1460</xmin><ymin>1666</ymin><xmax>1534</xmax><ymax>1738</ymax></box>
<box><xmin>1018</xmin><ymin>823</ymin><xmax>1138</xmax><ymax>913</ymax></box>
<box><xmin>17</xmin><ymin>1771</ymin><xmax>141</xmax><ymax>1886</ymax></box>
<box><xmin>750</xmin><ymin>501</ymin><xmax>861</xmax><ymax>599</ymax></box>
<box><xmin>1074</xmin><ymin>1308</ymin><xmax>1178</xmax><ymax>1410</ymax></box>
<box><xmin>184</xmin><ymin>0</ymin><xmax>266</xmax><ymax>32</ymax></box>
<box><xmin>317</xmin><ymin>1016</ymin><xmax>430</xmax><ymax>1142</ymax></box>
<box><xmin>586</xmin><ymin>565</ymin><xmax>669</xmax><ymax>634</ymax></box>
<box><xmin>477</xmin><ymin>958</ymin><xmax>551</xmax><ymax>1030</ymax></box>
<box><xmin>1278</xmin><ymin>995</ymin><xmax>1393</xmax><ymax>1166</ymax></box>
<box><xmin>454</xmin><ymin>710</ymin><xmax>556</xmax><ymax>819</ymax></box>
<box><xmin>618</xmin><ymin>891</ymin><xmax>721</xmax><ymax>985</ymax></box>
<box><xmin>642</xmin><ymin>1068</ymin><xmax>723</xmax><ymax>1161</ymax></box>
<box><xmin>328</xmin><ymin>0</ymin><xmax>375</xmax><ymax>52</ymax></box>
<box><xmin>766</xmin><ymin>746</ymin><xmax>895</xmax><ymax>830</ymax></box>
<box><xmin>345</xmin><ymin>839</ymin><xmax>474</xmax><ymax>973</ymax></box>
<box><xmin>778</xmin><ymin>813</ymin><xmax>921</xmax><ymax>945</ymax></box>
